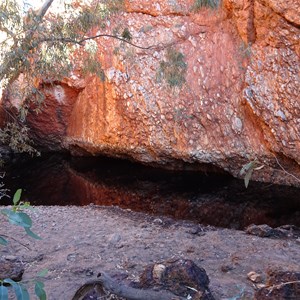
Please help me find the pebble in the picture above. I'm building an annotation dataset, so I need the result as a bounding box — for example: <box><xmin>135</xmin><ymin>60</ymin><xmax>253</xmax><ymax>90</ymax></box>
<box><xmin>247</xmin><ymin>271</ymin><xmax>262</xmax><ymax>283</ymax></box>
<box><xmin>109</xmin><ymin>233</ymin><xmax>122</xmax><ymax>245</ymax></box>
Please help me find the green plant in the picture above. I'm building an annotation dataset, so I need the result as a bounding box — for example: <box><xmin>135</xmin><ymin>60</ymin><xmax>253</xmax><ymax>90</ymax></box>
<box><xmin>0</xmin><ymin>270</ymin><xmax>47</xmax><ymax>300</ymax></box>
<box><xmin>1</xmin><ymin>189</ymin><xmax>41</xmax><ymax>243</ymax></box>
<box><xmin>239</xmin><ymin>42</ymin><xmax>252</xmax><ymax>58</ymax></box>
<box><xmin>0</xmin><ymin>0</ymin><xmax>155</xmax><ymax>154</ymax></box>
<box><xmin>0</xmin><ymin>189</ymin><xmax>47</xmax><ymax>299</ymax></box>
<box><xmin>121</xmin><ymin>28</ymin><xmax>132</xmax><ymax>41</ymax></box>
<box><xmin>240</xmin><ymin>159</ymin><xmax>264</xmax><ymax>188</ymax></box>
<box><xmin>191</xmin><ymin>0</ymin><xmax>220</xmax><ymax>11</ymax></box>
<box><xmin>157</xmin><ymin>48</ymin><xmax>187</xmax><ymax>88</ymax></box>
<box><xmin>0</xmin><ymin>122</ymin><xmax>40</xmax><ymax>156</ymax></box>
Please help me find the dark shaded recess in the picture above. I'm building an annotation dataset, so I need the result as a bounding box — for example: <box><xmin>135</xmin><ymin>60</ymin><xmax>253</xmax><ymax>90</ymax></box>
<box><xmin>2</xmin><ymin>154</ymin><xmax>300</xmax><ymax>229</ymax></box>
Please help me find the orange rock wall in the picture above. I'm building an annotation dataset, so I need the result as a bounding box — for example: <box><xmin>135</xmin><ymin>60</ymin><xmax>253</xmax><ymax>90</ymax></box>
<box><xmin>26</xmin><ymin>0</ymin><xmax>300</xmax><ymax>186</ymax></box>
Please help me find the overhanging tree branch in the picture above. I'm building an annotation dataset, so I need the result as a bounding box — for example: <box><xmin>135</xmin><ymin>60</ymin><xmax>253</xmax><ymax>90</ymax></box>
<box><xmin>39</xmin><ymin>33</ymin><xmax>155</xmax><ymax>50</ymax></box>
<box><xmin>35</xmin><ymin>0</ymin><xmax>55</xmax><ymax>20</ymax></box>
<box><xmin>0</xmin><ymin>0</ymin><xmax>55</xmax><ymax>84</ymax></box>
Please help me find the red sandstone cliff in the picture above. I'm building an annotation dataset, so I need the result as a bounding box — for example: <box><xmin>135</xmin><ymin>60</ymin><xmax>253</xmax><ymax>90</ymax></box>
<box><xmin>6</xmin><ymin>0</ymin><xmax>300</xmax><ymax>186</ymax></box>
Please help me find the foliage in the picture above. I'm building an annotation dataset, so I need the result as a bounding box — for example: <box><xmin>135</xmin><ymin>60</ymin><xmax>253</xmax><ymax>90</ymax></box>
<box><xmin>0</xmin><ymin>189</ymin><xmax>47</xmax><ymax>300</ymax></box>
<box><xmin>121</xmin><ymin>28</ymin><xmax>132</xmax><ymax>41</ymax></box>
<box><xmin>0</xmin><ymin>189</ymin><xmax>41</xmax><ymax>244</ymax></box>
<box><xmin>240</xmin><ymin>159</ymin><xmax>264</xmax><ymax>188</ymax></box>
<box><xmin>191</xmin><ymin>0</ymin><xmax>220</xmax><ymax>11</ymax></box>
<box><xmin>0</xmin><ymin>173</ymin><xmax>9</xmax><ymax>201</ymax></box>
<box><xmin>0</xmin><ymin>0</ymin><xmax>126</xmax><ymax>153</ymax></box>
<box><xmin>0</xmin><ymin>0</ymin><xmax>124</xmax><ymax>107</ymax></box>
<box><xmin>157</xmin><ymin>48</ymin><xmax>187</xmax><ymax>88</ymax></box>
<box><xmin>239</xmin><ymin>42</ymin><xmax>252</xmax><ymax>58</ymax></box>
<box><xmin>0</xmin><ymin>271</ymin><xmax>47</xmax><ymax>300</ymax></box>
<box><xmin>0</xmin><ymin>122</ymin><xmax>39</xmax><ymax>155</ymax></box>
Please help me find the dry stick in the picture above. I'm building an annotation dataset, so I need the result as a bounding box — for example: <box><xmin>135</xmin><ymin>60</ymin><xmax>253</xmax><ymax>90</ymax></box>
<box><xmin>72</xmin><ymin>271</ymin><xmax>185</xmax><ymax>300</ymax></box>
<box><xmin>267</xmin><ymin>280</ymin><xmax>300</xmax><ymax>294</ymax></box>
<box><xmin>0</xmin><ymin>234</ymin><xmax>31</xmax><ymax>250</ymax></box>
<box><xmin>273</xmin><ymin>154</ymin><xmax>300</xmax><ymax>183</ymax></box>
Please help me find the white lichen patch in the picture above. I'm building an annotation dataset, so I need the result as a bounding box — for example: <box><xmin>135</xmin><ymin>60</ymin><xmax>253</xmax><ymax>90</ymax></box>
<box><xmin>275</xmin><ymin>109</ymin><xmax>287</xmax><ymax>121</ymax></box>
<box><xmin>232</xmin><ymin>116</ymin><xmax>243</xmax><ymax>134</ymax></box>
<box><xmin>106</xmin><ymin>68</ymin><xmax>115</xmax><ymax>83</ymax></box>
<box><xmin>54</xmin><ymin>85</ymin><xmax>65</xmax><ymax>104</ymax></box>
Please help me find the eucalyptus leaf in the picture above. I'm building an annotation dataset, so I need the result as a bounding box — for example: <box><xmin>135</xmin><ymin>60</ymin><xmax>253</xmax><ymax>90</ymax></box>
<box><xmin>35</xmin><ymin>281</ymin><xmax>47</xmax><ymax>300</ymax></box>
<box><xmin>7</xmin><ymin>211</ymin><xmax>32</xmax><ymax>228</ymax></box>
<box><xmin>18</xmin><ymin>202</ymin><xmax>32</xmax><ymax>210</ymax></box>
<box><xmin>240</xmin><ymin>161</ymin><xmax>256</xmax><ymax>175</ymax></box>
<box><xmin>244</xmin><ymin>169</ymin><xmax>253</xmax><ymax>188</ymax></box>
<box><xmin>13</xmin><ymin>283</ymin><xmax>30</xmax><ymax>300</ymax></box>
<box><xmin>3</xmin><ymin>278</ymin><xmax>17</xmax><ymax>286</ymax></box>
<box><xmin>13</xmin><ymin>189</ymin><xmax>22</xmax><ymax>205</ymax></box>
<box><xmin>25</xmin><ymin>227</ymin><xmax>42</xmax><ymax>240</ymax></box>
<box><xmin>1</xmin><ymin>209</ymin><xmax>11</xmax><ymax>217</ymax></box>
<box><xmin>0</xmin><ymin>285</ymin><xmax>8</xmax><ymax>300</ymax></box>
<box><xmin>0</xmin><ymin>236</ymin><xmax>8</xmax><ymax>246</ymax></box>
<box><xmin>37</xmin><ymin>269</ymin><xmax>48</xmax><ymax>277</ymax></box>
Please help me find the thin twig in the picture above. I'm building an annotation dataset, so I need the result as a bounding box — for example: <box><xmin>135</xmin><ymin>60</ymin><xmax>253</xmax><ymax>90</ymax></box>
<box><xmin>40</xmin><ymin>34</ymin><xmax>156</xmax><ymax>50</ymax></box>
<box><xmin>273</xmin><ymin>154</ymin><xmax>300</xmax><ymax>183</ymax></box>
<box><xmin>0</xmin><ymin>234</ymin><xmax>31</xmax><ymax>250</ymax></box>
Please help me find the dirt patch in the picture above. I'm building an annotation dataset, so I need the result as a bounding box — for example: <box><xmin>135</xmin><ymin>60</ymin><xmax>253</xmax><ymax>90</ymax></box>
<box><xmin>1</xmin><ymin>206</ymin><xmax>299</xmax><ymax>299</ymax></box>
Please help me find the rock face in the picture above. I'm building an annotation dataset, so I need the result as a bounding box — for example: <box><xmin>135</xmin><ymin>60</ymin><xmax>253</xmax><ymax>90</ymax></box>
<box><xmin>11</xmin><ymin>0</ymin><xmax>300</xmax><ymax>185</ymax></box>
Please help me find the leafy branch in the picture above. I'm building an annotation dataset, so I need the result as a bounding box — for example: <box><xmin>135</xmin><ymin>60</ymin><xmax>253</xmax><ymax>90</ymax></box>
<box><xmin>0</xmin><ymin>189</ymin><xmax>41</xmax><ymax>246</ymax></box>
<box><xmin>0</xmin><ymin>189</ymin><xmax>47</xmax><ymax>300</ymax></box>
<box><xmin>240</xmin><ymin>154</ymin><xmax>300</xmax><ymax>188</ymax></box>
<box><xmin>0</xmin><ymin>269</ymin><xmax>48</xmax><ymax>300</ymax></box>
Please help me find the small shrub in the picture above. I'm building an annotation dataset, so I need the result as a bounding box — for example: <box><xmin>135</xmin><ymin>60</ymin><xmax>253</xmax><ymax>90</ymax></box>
<box><xmin>157</xmin><ymin>48</ymin><xmax>187</xmax><ymax>88</ymax></box>
<box><xmin>239</xmin><ymin>42</ymin><xmax>252</xmax><ymax>59</ymax></box>
<box><xmin>0</xmin><ymin>189</ymin><xmax>47</xmax><ymax>299</ymax></box>
<box><xmin>191</xmin><ymin>0</ymin><xmax>220</xmax><ymax>11</ymax></box>
<box><xmin>121</xmin><ymin>28</ymin><xmax>132</xmax><ymax>41</ymax></box>
<box><xmin>0</xmin><ymin>122</ymin><xmax>40</xmax><ymax>156</ymax></box>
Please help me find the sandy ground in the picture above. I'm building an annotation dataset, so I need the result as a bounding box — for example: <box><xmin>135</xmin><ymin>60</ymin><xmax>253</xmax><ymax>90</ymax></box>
<box><xmin>1</xmin><ymin>205</ymin><xmax>299</xmax><ymax>300</ymax></box>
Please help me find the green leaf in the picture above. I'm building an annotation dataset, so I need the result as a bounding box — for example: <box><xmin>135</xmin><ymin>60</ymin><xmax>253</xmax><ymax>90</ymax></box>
<box><xmin>18</xmin><ymin>202</ymin><xmax>32</xmax><ymax>210</ymax></box>
<box><xmin>5</xmin><ymin>211</ymin><xmax>32</xmax><ymax>228</ymax></box>
<box><xmin>244</xmin><ymin>169</ymin><xmax>253</xmax><ymax>188</ymax></box>
<box><xmin>13</xmin><ymin>189</ymin><xmax>22</xmax><ymax>206</ymax></box>
<box><xmin>3</xmin><ymin>278</ymin><xmax>17</xmax><ymax>286</ymax></box>
<box><xmin>37</xmin><ymin>269</ymin><xmax>48</xmax><ymax>277</ymax></box>
<box><xmin>0</xmin><ymin>285</ymin><xmax>8</xmax><ymax>300</ymax></box>
<box><xmin>3</xmin><ymin>280</ymin><xmax>30</xmax><ymax>300</ymax></box>
<box><xmin>13</xmin><ymin>283</ymin><xmax>30</xmax><ymax>300</ymax></box>
<box><xmin>35</xmin><ymin>281</ymin><xmax>47</xmax><ymax>300</ymax></box>
<box><xmin>240</xmin><ymin>161</ymin><xmax>256</xmax><ymax>175</ymax></box>
<box><xmin>0</xmin><ymin>236</ymin><xmax>8</xmax><ymax>246</ymax></box>
<box><xmin>25</xmin><ymin>227</ymin><xmax>41</xmax><ymax>240</ymax></box>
